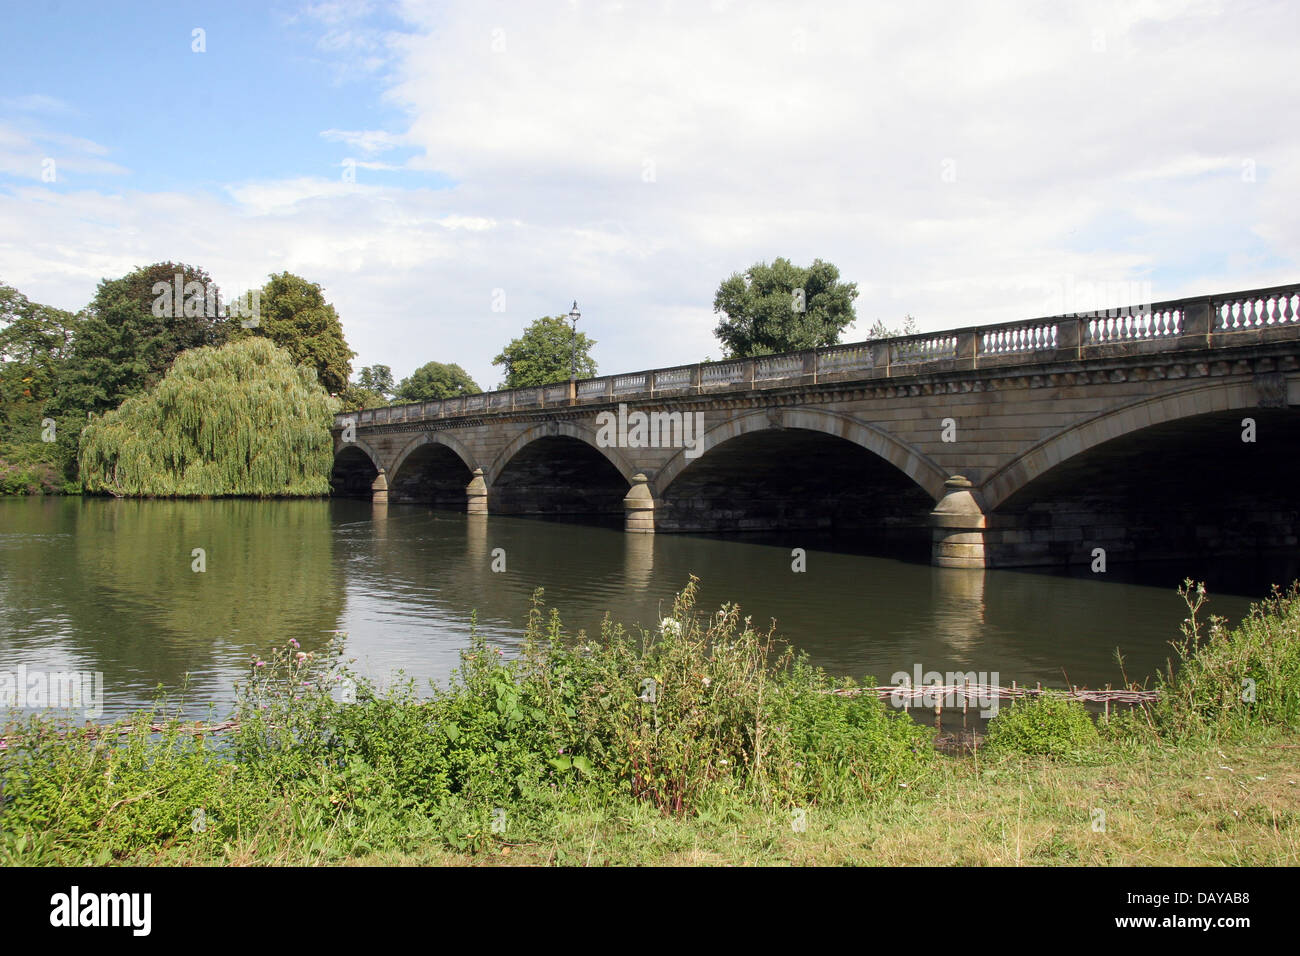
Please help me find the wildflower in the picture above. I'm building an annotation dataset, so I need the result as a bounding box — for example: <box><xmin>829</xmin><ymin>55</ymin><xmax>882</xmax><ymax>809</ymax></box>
<box><xmin>702</xmin><ymin>677</ymin><xmax>711</xmax><ymax>688</ymax></box>
<box><xmin>659</xmin><ymin>618</ymin><xmax>682</xmax><ymax>637</ymax></box>
<box><xmin>289</xmin><ymin>638</ymin><xmax>300</xmax><ymax>649</ymax></box>
<box><xmin>296</xmin><ymin>652</ymin><xmax>307</xmax><ymax>662</ymax></box>
<box><xmin>255</xmin><ymin>661</ymin><xmax>266</xmax><ymax>668</ymax></box>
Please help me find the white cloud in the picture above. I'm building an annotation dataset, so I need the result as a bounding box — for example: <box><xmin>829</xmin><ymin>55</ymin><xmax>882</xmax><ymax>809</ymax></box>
<box><xmin>320</xmin><ymin>128</ymin><xmax>407</xmax><ymax>154</ymax></box>
<box><xmin>0</xmin><ymin>94</ymin><xmax>78</xmax><ymax>115</ymax></box>
<box><xmin>0</xmin><ymin>122</ymin><xmax>127</xmax><ymax>180</ymax></box>
<box><xmin>3</xmin><ymin>0</ymin><xmax>1299</xmax><ymax>389</ymax></box>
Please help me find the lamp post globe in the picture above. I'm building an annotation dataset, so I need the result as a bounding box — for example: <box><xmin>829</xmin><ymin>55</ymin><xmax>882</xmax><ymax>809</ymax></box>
<box><xmin>568</xmin><ymin>300</ymin><xmax>580</xmax><ymax>383</ymax></box>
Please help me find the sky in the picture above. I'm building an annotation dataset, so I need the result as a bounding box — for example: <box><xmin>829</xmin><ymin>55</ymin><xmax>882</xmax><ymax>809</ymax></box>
<box><xmin>1</xmin><ymin>0</ymin><xmax>1298</xmax><ymax>390</ymax></box>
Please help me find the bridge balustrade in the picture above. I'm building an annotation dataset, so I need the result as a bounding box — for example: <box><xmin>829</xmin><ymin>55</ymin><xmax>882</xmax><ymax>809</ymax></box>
<box><xmin>980</xmin><ymin>321</ymin><xmax>1058</xmax><ymax>355</ymax></box>
<box><xmin>818</xmin><ymin>343</ymin><xmax>874</xmax><ymax>372</ymax></box>
<box><xmin>1216</xmin><ymin>288</ymin><xmax>1300</xmax><ymax>330</ymax></box>
<box><xmin>334</xmin><ymin>281</ymin><xmax>1300</xmax><ymax>430</ymax></box>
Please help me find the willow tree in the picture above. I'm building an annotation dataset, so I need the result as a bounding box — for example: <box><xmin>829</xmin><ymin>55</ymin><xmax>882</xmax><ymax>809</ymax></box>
<box><xmin>79</xmin><ymin>338</ymin><xmax>339</xmax><ymax>497</ymax></box>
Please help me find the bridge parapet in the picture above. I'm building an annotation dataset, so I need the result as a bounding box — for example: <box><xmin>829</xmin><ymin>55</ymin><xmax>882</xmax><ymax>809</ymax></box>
<box><xmin>336</xmin><ymin>282</ymin><xmax>1300</xmax><ymax>430</ymax></box>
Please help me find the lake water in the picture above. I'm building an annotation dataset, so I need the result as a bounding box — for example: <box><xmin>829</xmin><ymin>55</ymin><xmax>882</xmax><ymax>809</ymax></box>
<box><xmin>2</xmin><ymin>497</ymin><xmax>1292</xmax><ymax>721</ymax></box>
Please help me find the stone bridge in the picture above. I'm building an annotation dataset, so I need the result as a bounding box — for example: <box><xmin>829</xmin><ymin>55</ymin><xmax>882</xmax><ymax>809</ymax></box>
<box><xmin>332</xmin><ymin>283</ymin><xmax>1300</xmax><ymax>569</ymax></box>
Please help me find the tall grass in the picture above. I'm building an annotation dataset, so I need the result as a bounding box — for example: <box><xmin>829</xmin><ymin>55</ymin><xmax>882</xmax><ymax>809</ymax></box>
<box><xmin>1153</xmin><ymin>580</ymin><xmax>1300</xmax><ymax>739</ymax></box>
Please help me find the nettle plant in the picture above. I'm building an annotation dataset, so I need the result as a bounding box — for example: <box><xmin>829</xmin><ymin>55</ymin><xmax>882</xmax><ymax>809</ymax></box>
<box><xmin>505</xmin><ymin>577</ymin><xmax>934</xmax><ymax>815</ymax></box>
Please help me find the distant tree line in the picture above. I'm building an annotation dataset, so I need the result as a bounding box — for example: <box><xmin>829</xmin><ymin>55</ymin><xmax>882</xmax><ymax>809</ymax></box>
<box><xmin>1</xmin><ymin>254</ymin><xmax>906</xmax><ymax>496</ymax></box>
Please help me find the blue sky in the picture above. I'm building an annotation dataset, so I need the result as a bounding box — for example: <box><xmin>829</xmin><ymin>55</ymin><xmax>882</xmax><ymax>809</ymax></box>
<box><xmin>0</xmin><ymin>1</ymin><xmax>434</xmax><ymax>192</ymax></box>
<box><xmin>2</xmin><ymin>0</ymin><xmax>1298</xmax><ymax>390</ymax></box>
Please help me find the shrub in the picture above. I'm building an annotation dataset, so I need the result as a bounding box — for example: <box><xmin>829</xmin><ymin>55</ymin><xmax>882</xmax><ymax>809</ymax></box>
<box><xmin>0</xmin><ymin>457</ymin><xmax>59</xmax><ymax>495</ymax></box>
<box><xmin>1154</xmin><ymin>581</ymin><xmax>1300</xmax><ymax>739</ymax></box>
<box><xmin>511</xmin><ymin>578</ymin><xmax>933</xmax><ymax>814</ymax></box>
<box><xmin>984</xmin><ymin>694</ymin><xmax>1099</xmax><ymax>757</ymax></box>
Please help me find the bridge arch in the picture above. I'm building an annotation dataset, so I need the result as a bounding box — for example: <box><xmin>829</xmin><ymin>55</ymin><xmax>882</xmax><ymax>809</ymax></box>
<box><xmin>486</xmin><ymin>420</ymin><xmax>639</xmax><ymax>488</ymax></box>
<box><xmin>384</xmin><ymin>432</ymin><xmax>480</xmax><ymax>507</ymax></box>
<box><xmin>388</xmin><ymin>432</ymin><xmax>479</xmax><ymax>479</ymax></box>
<box><xmin>653</xmin><ymin>407</ymin><xmax>948</xmax><ymax>501</ymax></box>
<box><xmin>485</xmin><ymin>419</ymin><xmax>638</xmax><ymax>521</ymax></box>
<box><xmin>332</xmin><ymin>437</ymin><xmax>384</xmax><ymax>473</ymax></box>
<box><xmin>330</xmin><ymin>438</ymin><xmax>384</xmax><ymax>497</ymax></box>
<box><xmin>982</xmin><ymin>380</ymin><xmax>1265</xmax><ymax>510</ymax></box>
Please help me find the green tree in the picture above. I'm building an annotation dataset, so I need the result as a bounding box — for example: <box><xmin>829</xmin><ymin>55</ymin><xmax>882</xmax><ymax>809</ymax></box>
<box><xmin>0</xmin><ymin>283</ymin><xmax>78</xmax><ymax>395</ymax></box>
<box><xmin>56</xmin><ymin>262</ymin><xmax>233</xmax><ymax>419</ymax></box>
<box><xmin>0</xmin><ymin>282</ymin><xmax>81</xmax><ymax>490</ymax></box>
<box><xmin>78</xmin><ymin>338</ymin><xmax>339</xmax><ymax>497</ymax></box>
<box><xmin>338</xmin><ymin>364</ymin><xmax>396</xmax><ymax>409</ymax></box>
<box><xmin>357</xmin><ymin>364</ymin><xmax>395</xmax><ymax>398</ymax></box>
<box><xmin>712</xmin><ymin>257</ymin><xmax>858</xmax><ymax>358</ymax></box>
<box><xmin>492</xmin><ymin>315</ymin><xmax>597</xmax><ymax>389</ymax></box>
<box><xmin>865</xmin><ymin>314</ymin><xmax>920</xmax><ymax>340</ymax></box>
<box><xmin>338</xmin><ymin>385</ymin><xmax>387</xmax><ymax>411</ymax></box>
<box><xmin>239</xmin><ymin>272</ymin><xmax>354</xmax><ymax>394</ymax></box>
<box><xmin>1</xmin><ymin>283</ymin><xmax>78</xmax><ymax>425</ymax></box>
<box><xmin>394</xmin><ymin>361</ymin><xmax>480</xmax><ymax>402</ymax></box>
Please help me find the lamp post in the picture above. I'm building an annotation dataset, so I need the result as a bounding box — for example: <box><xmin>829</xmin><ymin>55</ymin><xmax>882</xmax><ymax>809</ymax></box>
<box><xmin>568</xmin><ymin>300</ymin><xmax>580</xmax><ymax>403</ymax></box>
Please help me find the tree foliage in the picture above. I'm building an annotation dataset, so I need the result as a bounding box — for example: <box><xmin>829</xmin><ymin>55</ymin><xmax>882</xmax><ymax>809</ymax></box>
<box><xmin>78</xmin><ymin>338</ymin><xmax>339</xmax><ymax>497</ymax></box>
<box><xmin>865</xmin><ymin>315</ymin><xmax>920</xmax><ymax>340</ymax></box>
<box><xmin>492</xmin><ymin>315</ymin><xmax>597</xmax><ymax>389</ymax></box>
<box><xmin>56</xmin><ymin>262</ymin><xmax>234</xmax><ymax>418</ymax></box>
<box><xmin>238</xmin><ymin>272</ymin><xmax>354</xmax><ymax>394</ymax></box>
<box><xmin>0</xmin><ymin>283</ymin><xmax>77</xmax><ymax>396</ymax></box>
<box><xmin>338</xmin><ymin>364</ymin><xmax>396</xmax><ymax>410</ymax></box>
<box><xmin>712</xmin><ymin>257</ymin><xmax>858</xmax><ymax>358</ymax></box>
<box><xmin>356</xmin><ymin>365</ymin><xmax>394</xmax><ymax>398</ymax></box>
<box><xmin>1</xmin><ymin>281</ymin><xmax>82</xmax><ymax>488</ymax></box>
<box><xmin>395</xmin><ymin>361</ymin><xmax>480</xmax><ymax>402</ymax></box>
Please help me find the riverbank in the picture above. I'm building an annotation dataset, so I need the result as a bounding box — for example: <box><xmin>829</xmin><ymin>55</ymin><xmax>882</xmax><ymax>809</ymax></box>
<box><xmin>2</xmin><ymin>578</ymin><xmax>1297</xmax><ymax>867</ymax></box>
<box><xmin>4</xmin><ymin>726</ymin><xmax>1295</xmax><ymax>867</ymax></box>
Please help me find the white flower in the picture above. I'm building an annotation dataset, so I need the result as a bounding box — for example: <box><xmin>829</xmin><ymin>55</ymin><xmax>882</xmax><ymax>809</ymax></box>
<box><xmin>702</xmin><ymin>677</ymin><xmax>711</xmax><ymax>688</ymax></box>
<box><xmin>659</xmin><ymin>618</ymin><xmax>682</xmax><ymax>637</ymax></box>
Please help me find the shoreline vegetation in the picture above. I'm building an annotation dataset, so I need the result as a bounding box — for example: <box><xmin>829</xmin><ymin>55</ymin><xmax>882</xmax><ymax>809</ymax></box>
<box><xmin>1</xmin><ymin>578</ymin><xmax>1297</xmax><ymax>867</ymax></box>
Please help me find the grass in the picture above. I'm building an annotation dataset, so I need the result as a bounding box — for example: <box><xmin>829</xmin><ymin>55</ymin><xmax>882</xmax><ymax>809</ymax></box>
<box><xmin>356</xmin><ymin>732</ymin><xmax>1299</xmax><ymax>867</ymax></box>
<box><xmin>11</xmin><ymin>731</ymin><xmax>1291</xmax><ymax>867</ymax></box>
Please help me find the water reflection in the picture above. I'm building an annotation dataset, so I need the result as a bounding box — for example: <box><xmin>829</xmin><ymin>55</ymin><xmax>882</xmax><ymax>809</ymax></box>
<box><xmin>0</xmin><ymin>498</ymin><xmax>1281</xmax><ymax>721</ymax></box>
<box><xmin>0</xmin><ymin>498</ymin><xmax>342</xmax><ymax>716</ymax></box>
<box><xmin>623</xmin><ymin>532</ymin><xmax>655</xmax><ymax>592</ymax></box>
